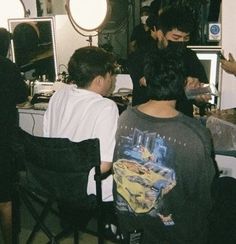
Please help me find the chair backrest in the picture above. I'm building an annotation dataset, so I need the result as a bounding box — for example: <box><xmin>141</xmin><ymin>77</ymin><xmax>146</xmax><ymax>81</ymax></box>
<box><xmin>18</xmin><ymin>128</ymin><xmax>101</xmax><ymax>206</ymax></box>
<box><xmin>208</xmin><ymin>176</ymin><xmax>236</xmax><ymax>243</ymax></box>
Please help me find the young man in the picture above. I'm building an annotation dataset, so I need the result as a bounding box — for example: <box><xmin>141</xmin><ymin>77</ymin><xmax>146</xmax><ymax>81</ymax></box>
<box><xmin>43</xmin><ymin>46</ymin><xmax>119</xmax><ymax>201</ymax></box>
<box><xmin>113</xmin><ymin>48</ymin><xmax>217</xmax><ymax>244</ymax></box>
<box><xmin>0</xmin><ymin>28</ymin><xmax>28</xmax><ymax>244</ymax></box>
<box><xmin>128</xmin><ymin>5</ymin><xmax>209</xmax><ymax>117</ymax></box>
<box><xmin>129</xmin><ymin>6</ymin><xmax>152</xmax><ymax>54</ymax></box>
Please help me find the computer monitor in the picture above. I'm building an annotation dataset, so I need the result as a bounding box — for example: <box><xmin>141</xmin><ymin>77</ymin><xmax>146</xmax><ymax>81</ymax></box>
<box><xmin>188</xmin><ymin>46</ymin><xmax>221</xmax><ymax>105</ymax></box>
<box><xmin>8</xmin><ymin>17</ymin><xmax>58</xmax><ymax>82</ymax></box>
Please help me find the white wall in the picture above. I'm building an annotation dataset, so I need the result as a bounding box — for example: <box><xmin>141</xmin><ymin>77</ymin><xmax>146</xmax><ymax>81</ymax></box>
<box><xmin>54</xmin><ymin>15</ymin><xmax>98</xmax><ymax>74</ymax></box>
<box><xmin>39</xmin><ymin>0</ymin><xmax>66</xmax><ymax>16</ymax></box>
<box><xmin>220</xmin><ymin>0</ymin><xmax>236</xmax><ymax>109</ymax></box>
<box><xmin>22</xmin><ymin>0</ymin><xmax>37</xmax><ymax>17</ymax></box>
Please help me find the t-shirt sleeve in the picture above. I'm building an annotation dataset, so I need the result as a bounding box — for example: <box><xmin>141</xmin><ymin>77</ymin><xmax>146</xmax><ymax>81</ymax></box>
<box><xmin>184</xmin><ymin>50</ymin><xmax>209</xmax><ymax>83</ymax></box>
<box><xmin>94</xmin><ymin>101</ymin><xmax>119</xmax><ymax>162</ymax></box>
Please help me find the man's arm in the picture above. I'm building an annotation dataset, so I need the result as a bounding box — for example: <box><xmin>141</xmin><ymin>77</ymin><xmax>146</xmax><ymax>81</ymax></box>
<box><xmin>95</xmin><ymin>101</ymin><xmax>119</xmax><ymax>173</ymax></box>
<box><xmin>185</xmin><ymin>76</ymin><xmax>212</xmax><ymax>103</ymax></box>
<box><xmin>13</xmin><ymin>64</ymin><xmax>28</xmax><ymax>104</ymax></box>
<box><xmin>101</xmin><ymin>162</ymin><xmax>112</xmax><ymax>174</ymax></box>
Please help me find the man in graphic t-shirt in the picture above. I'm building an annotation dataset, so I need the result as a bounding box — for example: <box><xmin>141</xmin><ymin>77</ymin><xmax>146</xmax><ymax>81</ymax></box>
<box><xmin>113</xmin><ymin>48</ymin><xmax>217</xmax><ymax>244</ymax></box>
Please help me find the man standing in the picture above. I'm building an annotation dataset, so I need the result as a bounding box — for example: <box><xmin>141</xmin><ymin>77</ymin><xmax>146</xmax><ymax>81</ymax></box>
<box><xmin>0</xmin><ymin>28</ymin><xmax>28</xmax><ymax>244</ymax></box>
<box><xmin>113</xmin><ymin>48</ymin><xmax>217</xmax><ymax>244</ymax></box>
<box><xmin>128</xmin><ymin>5</ymin><xmax>209</xmax><ymax>117</ymax></box>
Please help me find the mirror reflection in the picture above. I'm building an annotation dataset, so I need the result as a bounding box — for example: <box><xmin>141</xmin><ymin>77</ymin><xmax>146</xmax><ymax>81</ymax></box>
<box><xmin>8</xmin><ymin>17</ymin><xmax>57</xmax><ymax>82</ymax></box>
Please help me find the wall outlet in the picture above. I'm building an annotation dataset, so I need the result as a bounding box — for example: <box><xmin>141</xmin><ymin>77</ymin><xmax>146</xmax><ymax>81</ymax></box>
<box><xmin>219</xmin><ymin>167</ymin><xmax>232</xmax><ymax>177</ymax></box>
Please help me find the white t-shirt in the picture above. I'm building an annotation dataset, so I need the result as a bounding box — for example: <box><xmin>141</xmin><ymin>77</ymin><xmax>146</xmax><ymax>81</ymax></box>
<box><xmin>43</xmin><ymin>84</ymin><xmax>119</xmax><ymax>201</ymax></box>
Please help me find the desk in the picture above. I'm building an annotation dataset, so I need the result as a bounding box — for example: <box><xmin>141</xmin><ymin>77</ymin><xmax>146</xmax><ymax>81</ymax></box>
<box><xmin>17</xmin><ymin>75</ymin><xmax>133</xmax><ymax>136</ymax></box>
<box><xmin>18</xmin><ymin>108</ymin><xmax>45</xmax><ymax>136</ymax></box>
<box><xmin>206</xmin><ymin>110</ymin><xmax>236</xmax><ymax>178</ymax></box>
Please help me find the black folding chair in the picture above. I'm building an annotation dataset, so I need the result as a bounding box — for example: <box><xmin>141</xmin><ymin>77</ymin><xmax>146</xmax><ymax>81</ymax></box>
<box><xmin>15</xmin><ymin>128</ymin><xmax>107</xmax><ymax>244</ymax></box>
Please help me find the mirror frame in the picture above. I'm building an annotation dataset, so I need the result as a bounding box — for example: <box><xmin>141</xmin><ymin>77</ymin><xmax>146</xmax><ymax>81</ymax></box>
<box><xmin>8</xmin><ymin>17</ymin><xmax>58</xmax><ymax>82</ymax></box>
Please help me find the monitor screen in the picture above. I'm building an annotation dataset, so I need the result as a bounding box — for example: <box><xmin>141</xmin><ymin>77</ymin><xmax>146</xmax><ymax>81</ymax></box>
<box><xmin>189</xmin><ymin>46</ymin><xmax>221</xmax><ymax>105</ymax></box>
<box><xmin>8</xmin><ymin>17</ymin><xmax>58</xmax><ymax>82</ymax></box>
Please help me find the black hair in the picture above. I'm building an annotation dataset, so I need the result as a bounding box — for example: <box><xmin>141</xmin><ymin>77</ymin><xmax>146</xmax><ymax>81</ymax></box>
<box><xmin>141</xmin><ymin>6</ymin><xmax>150</xmax><ymax>15</ymax></box>
<box><xmin>144</xmin><ymin>48</ymin><xmax>186</xmax><ymax>101</ymax></box>
<box><xmin>13</xmin><ymin>23</ymin><xmax>39</xmax><ymax>66</ymax></box>
<box><xmin>68</xmin><ymin>46</ymin><xmax>116</xmax><ymax>88</ymax></box>
<box><xmin>150</xmin><ymin>0</ymin><xmax>162</xmax><ymax>15</ymax></box>
<box><xmin>0</xmin><ymin>28</ymin><xmax>11</xmax><ymax>57</ymax></box>
<box><xmin>146</xmin><ymin>14</ymin><xmax>159</xmax><ymax>31</ymax></box>
<box><xmin>157</xmin><ymin>4</ymin><xmax>195</xmax><ymax>35</ymax></box>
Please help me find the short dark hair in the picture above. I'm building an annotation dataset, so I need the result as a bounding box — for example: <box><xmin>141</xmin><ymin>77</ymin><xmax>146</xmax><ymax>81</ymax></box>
<box><xmin>68</xmin><ymin>46</ymin><xmax>116</xmax><ymax>88</ymax></box>
<box><xmin>146</xmin><ymin>14</ymin><xmax>159</xmax><ymax>31</ymax></box>
<box><xmin>140</xmin><ymin>6</ymin><xmax>150</xmax><ymax>15</ymax></box>
<box><xmin>144</xmin><ymin>48</ymin><xmax>185</xmax><ymax>101</ymax></box>
<box><xmin>150</xmin><ymin>0</ymin><xmax>162</xmax><ymax>15</ymax></box>
<box><xmin>157</xmin><ymin>5</ymin><xmax>195</xmax><ymax>35</ymax></box>
<box><xmin>0</xmin><ymin>28</ymin><xmax>11</xmax><ymax>57</ymax></box>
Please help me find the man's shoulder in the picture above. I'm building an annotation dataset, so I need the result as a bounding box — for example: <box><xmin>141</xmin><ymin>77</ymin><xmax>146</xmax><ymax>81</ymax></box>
<box><xmin>179</xmin><ymin>114</ymin><xmax>211</xmax><ymax>139</ymax></box>
<box><xmin>0</xmin><ymin>56</ymin><xmax>18</xmax><ymax>70</ymax></box>
<box><xmin>184</xmin><ymin>47</ymin><xmax>199</xmax><ymax>59</ymax></box>
<box><xmin>132</xmin><ymin>24</ymin><xmax>144</xmax><ymax>33</ymax></box>
<box><xmin>50</xmin><ymin>83</ymin><xmax>71</xmax><ymax>97</ymax></box>
<box><xmin>179</xmin><ymin>113</ymin><xmax>206</xmax><ymax>127</ymax></box>
<box><xmin>118</xmin><ymin>107</ymin><xmax>139</xmax><ymax>124</ymax></box>
<box><xmin>100</xmin><ymin>96</ymin><xmax>120</xmax><ymax>112</ymax></box>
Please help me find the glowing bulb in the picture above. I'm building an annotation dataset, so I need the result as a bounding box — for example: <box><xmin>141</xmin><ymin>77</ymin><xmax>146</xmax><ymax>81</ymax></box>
<box><xmin>68</xmin><ymin>0</ymin><xmax>108</xmax><ymax>31</ymax></box>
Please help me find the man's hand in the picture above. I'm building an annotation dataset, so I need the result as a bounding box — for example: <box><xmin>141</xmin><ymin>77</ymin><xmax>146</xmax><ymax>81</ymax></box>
<box><xmin>221</xmin><ymin>53</ymin><xmax>236</xmax><ymax>76</ymax></box>
<box><xmin>139</xmin><ymin>76</ymin><xmax>147</xmax><ymax>87</ymax></box>
<box><xmin>185</xmin><ymin>77</ymin><xmax>211</xmax><ymax>103</ymax></box>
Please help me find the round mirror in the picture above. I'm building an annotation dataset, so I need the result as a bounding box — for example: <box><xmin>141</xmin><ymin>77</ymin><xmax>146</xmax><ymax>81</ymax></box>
<box><xmin>66</xmin><ymin>0</ymin><xmax>109</xmax><ymax>36</ymax></box>
<box><xmin>0</xmin><ymin>0</ymin><xmax>26</xmax><ymax>29</ymax></box>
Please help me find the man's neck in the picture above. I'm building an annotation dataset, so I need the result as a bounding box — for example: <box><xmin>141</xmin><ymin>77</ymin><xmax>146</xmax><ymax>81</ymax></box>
<box><xmin>137</xmin><ymin>100</ymin><xmax>179</xmax><ymax>118</ymax></box>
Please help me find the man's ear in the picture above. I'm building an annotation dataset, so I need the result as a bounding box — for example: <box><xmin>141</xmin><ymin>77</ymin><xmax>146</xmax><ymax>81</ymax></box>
<box><xmin>93</xmin><ymin>75</ymin><xmax>104</xmax><ymax>88</ymax></box>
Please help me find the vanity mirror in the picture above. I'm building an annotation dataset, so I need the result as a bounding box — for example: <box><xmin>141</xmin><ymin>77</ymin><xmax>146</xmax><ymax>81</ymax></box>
<box><xmin>8</xmin><ymin>17</ymin><xmax>57</xmax><ymax>82</ymax></box>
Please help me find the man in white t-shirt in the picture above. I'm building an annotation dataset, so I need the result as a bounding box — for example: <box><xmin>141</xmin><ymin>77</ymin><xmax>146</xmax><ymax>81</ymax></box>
<box><xmin>43</xmin><ymin>46</ymin><xmax>119</xmax><ymax>201</ymax></box>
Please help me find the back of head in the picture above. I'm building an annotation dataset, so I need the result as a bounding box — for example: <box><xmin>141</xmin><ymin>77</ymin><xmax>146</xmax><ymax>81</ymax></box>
<box><xmin>68</xmin><ymin>46</ymin><xmax>116</xmax><ymax>88</ymax></box>
<box><xmin>0</xmin><ymin>28</ymin><xmax>11</xmax><ymax>57</ymax></box>
<box><xmin>150</xmin><ymin>0</ymin><xmax>162</xmax><ymax>15</ymax></box>
<box><xmin>144</xmin><ymin>48</ymin><xmax>185</xmax><ymax>101</ymax></box>
<box><xmin>140</xmin><ymin>6</ymin><xmax>150</xmax><ymax>16</ymax></box>
<box><xmin>146</xmin><ymin>13</ymin><xmax>159</xmax><ymax>31</ymax></box>
<box><xmin>13</xmin><ymin>23</ymin><xmax>39</xmax><ymax>51</ymax></box>
<box><xmin>157</xmin><ymin>4</ymin><xmax>195</xmax><ymax>35</ymax></box>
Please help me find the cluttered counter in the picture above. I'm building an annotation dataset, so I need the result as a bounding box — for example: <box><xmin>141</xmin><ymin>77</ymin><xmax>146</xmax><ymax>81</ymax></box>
<box><xmin>17</xmin><ymin>74</ymin><xmax>133</xmax><ymax>137</ymax></box>
<box><xmin>18</xmin><ymin>107</ymin><xmax>45</xmax><ymax>136</ymax></box>
<box><xmin>206</xmin><ymin>109</ymin><xmax>236</xmax><ymax>178</ymax></box>
<box><xmin>206</xmin><ymin>109</ymin><xmax>236</xmax><ymax>156</ymax></box>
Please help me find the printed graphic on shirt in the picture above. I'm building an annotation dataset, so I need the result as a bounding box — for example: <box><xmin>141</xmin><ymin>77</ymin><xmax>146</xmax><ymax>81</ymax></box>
<box><xmin>114</xmin><ymin>128</ymin><xmax>177</xmax><ymax>226</ymax></box>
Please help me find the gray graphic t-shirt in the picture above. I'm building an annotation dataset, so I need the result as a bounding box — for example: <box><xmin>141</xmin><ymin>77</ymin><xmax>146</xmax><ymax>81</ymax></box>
<box><xmin>113</xmin><ymin>107</ymin><xmax>216</xmax><ymax>230</ymax></box>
